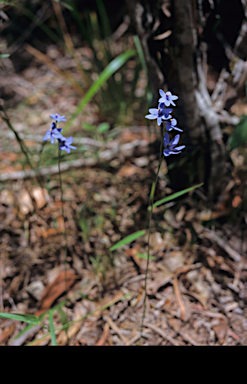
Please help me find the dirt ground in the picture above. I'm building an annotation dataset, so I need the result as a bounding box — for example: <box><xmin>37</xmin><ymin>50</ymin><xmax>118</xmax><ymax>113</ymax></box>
<box><xmin>1</xmin><ymin>43</ymin><xmax>247</xmax><ymax>346</ymax></box>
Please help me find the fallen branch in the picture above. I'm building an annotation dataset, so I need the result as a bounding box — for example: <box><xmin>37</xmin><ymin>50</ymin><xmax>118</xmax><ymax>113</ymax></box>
<box><xmin>0</xmin><ymin>140</ymin><xmax>149</xmax><ymax>182</ymax></box>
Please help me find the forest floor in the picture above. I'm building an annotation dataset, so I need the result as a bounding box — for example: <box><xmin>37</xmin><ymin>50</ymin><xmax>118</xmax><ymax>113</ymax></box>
<box><xmin>1</xmin><ymin>44</ymin><xmax>247</xmax><ymax>346</ymax></box>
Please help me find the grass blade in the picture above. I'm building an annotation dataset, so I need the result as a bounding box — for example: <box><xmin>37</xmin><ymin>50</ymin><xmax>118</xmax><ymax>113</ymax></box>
<box><xmin>0</xmin><ymin>312</ymin><xmax>40</xmax><ymax>325</ymax></box>
<box><xmin>149</xmin><ymin>183</ymin><xmax>204</xmax><ymax>210</ymax></box>
<box><xmin>110</xmin><ymin>230</ymin><xmax>146</xmax><ymax>251</ymax></box>
<box><xmin>63</xmin><ymin>49</ymin><xmax>136</xmax><ymax>132</ymax></box>
<box><xmin>48</xmin><ymin>312</ymin><xmax>57</xmax><ymax>346</ymax></box>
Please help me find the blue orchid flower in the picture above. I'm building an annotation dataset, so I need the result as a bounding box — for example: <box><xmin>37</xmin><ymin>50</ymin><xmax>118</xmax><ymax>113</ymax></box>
<box><xmin>158</xmin><ymin>90</ymin><xmax>178</xmax><ymax>107</ymax></box>
<box><xmin>50</xmin><ymin>113</ymin><xmax>67</xmax><ymax>122</ymax></box>
<box><xmin>59</xmin><ymin>137</ymin><xmax>77</xmax><ymax>154</ymax></box>
<box><xmin>166</xmin><ymin>118</ymin><xmax>183</xmax><ymax>132</ymax></box>
<box><xmin>163</xmin><ymin>132</ymin><xmax>185</xmax><ymax>156</ymax></box>
<box><xmin>43</xmin><ymin>124</ymin><xmax>64</xmax><ymax>144</ymax></box>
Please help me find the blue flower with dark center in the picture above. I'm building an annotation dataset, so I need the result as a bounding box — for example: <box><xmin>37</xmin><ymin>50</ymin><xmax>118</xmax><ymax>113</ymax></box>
<box><xmin>158</xmin><ymin>90</ymin><xmax>178</xmax><ymax>107</ymax></box>
<box><xmin>163</xmin><ymin>132</ymin><xmax>185</xmax><ymax>156</ymax></box>
<box><xmin>50</xmin><ymin>113</ymin><xmax>67</xmax><ymax>122</ymax></box>
<box><xmin>43</xmin><ymin>124</ymin><xmax>64</xmax><ymax>144</ymax></box>
<box><xmin>145</xmin><ymin>105</ymin><xmax>173</xmax><ymax>126</ymax></box>
<box><xmin>59</xmin><ymin>137</ymin><xmax>77</xmax><ymax>154</ymax></box>
<box><xmin>166</xmin><ymin>118</ymin><xmax>183</xmax><ymax>132</ymax></box>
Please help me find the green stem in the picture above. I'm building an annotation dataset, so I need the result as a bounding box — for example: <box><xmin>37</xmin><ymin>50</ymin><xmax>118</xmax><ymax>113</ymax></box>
<box><xmin>58</xmin><ymin>144</ymin><xmax>68</xmax><ymax>298</ymax></box>
<box><xmin>1</xmin><ymin>108</ymin><xmax>44</xmax><ymax>191</ymax></box>
<box><xmin>139</xmin><ymin>128</ymin><xmax>164</xmax><ymax>344</ymax></box>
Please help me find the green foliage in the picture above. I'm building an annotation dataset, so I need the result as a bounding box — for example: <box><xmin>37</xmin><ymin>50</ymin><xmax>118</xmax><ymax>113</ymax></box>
<box><xmin>136</xmin><ymin>253</ymin><xmax>155</xmax><ymax>260</ymax></box>
<box><xmin>229</xmin><ymin>116</ymin><xmax>247</xmax><ymax>151</ymax></box>
<box><xmin>0</xmin><ymin>312</ymin><xmax>40</xmax><ymax>324</ymax></box>
<box><xmin>110</xmin><ymin>230</ymin><xmax>146</xmax><ymax>251</ymax></box>
<box><xmin>48</xmin><ymin>312</ymin><xmax>57</xmax><ymax>346</ymax></box>
<box><xmin>63</xmin><ymin>49</ymin><xmax>136</xmax><ymax>132</ymax></box>
<box><xmin>150</xmin><ymin>183</ymin><xmax>204</xmax><ymax>210</ymax></box>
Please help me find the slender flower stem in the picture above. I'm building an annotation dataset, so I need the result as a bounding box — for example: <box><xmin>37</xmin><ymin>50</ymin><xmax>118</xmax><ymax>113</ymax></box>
<box><xmin>58</xmin><ymin>143</ymin><xmax>68</xmax><ymax>298</ymax></box>
<box><xmin>139</xmin><ymin>132</ymin><xmax>163</xmax><ymax>344</ymax></box>
<box><xmin>1</xmin><ymin>108</ymin><xmax>45</xmax><ymax>192</ymax></box>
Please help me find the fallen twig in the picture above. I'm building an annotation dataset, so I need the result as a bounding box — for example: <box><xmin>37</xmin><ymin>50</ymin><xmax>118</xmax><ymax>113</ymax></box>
<box><xmin>0</xmin><ymin>140</ymin><xmax>149</xmax><ymax>182</ymax></box>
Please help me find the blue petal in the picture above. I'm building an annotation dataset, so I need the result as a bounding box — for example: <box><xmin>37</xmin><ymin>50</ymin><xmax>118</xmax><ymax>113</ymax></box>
<box><xmin>170</xmin><ymin>134</ymin><xmax>180</xmax><ymax>146</ymax></box>
<box><xmin>148</xmin><ymin>108</ymin><xmax>158</xmax><ymax>114</ymax></box>
<box><xmin>43</xmin><ymin>130</ymin><xmax>51</xmax><ymax>141</ymax></box>
<box><xmin>66</xmin><ymin>137</ymin><xmax>73</xmax><ymax>145</ymax></box>
<box><xmin>163</xmin><ymin>149</ymin><xmax>171</xmax><ymax>156</ymax></box>
<box><xmin>145</xmin><ymin>114</ymin><xmax>157</xmax><ymax>120</ymax></box>
<box><xmin>165</xmin><ymin>123</ymin><xmax>173</xmax><ymax>131</ymax></box>
<box><xmin>159</xmin><ymin>89</ymin><xmax>166</xmax><ymax>98</ymax></box>
<box><xmin>163</xmin><ymin>132</ymin><xmax>170</xmax><ymax>146</ymax></box>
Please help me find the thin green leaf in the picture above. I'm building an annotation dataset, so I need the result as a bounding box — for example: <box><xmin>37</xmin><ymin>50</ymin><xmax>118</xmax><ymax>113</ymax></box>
<box><xmin>149</xmin><ymin>183</ymin><xmax>204</xmax><ymax>210</ymax></box>
<box><xmin>133</xmin><ymin>35</ymin><xmax>148</xmax><ymax>75</ymax></box>
<box><xmin>58</xmin><ymin>307</ymin><xmax>69</xmax><ymax>330</ymax></box>
<box><xmin>110</xmin><ymin>230</ymin><xmax>146</xmax><ymax>251</ymax></box>
<box><xmin>48</xmin><ymin>312</ymin><xmax>57</xmax><ymax>346</ymax></box>
<box><xmin>12</xmin><ymin>323</ymin><xmax>37</xmax><ymax>341</ymax></box>
<box><xmin>63</xmin><ymin>50</ymin><xmax>136</xmax><ymax>132</ymax></box>
<box><xmin>25</xmin><ymin>293</ymin><xmax>133</xmax><ymax>346</ymax></box>
<box><xmin>0</xmin><ymin>54</ymin><xmax>10</xmax><ymax>58</ymax></box>
<box><xmin>136</xmin><ymin>253</ymin><xmax>155</xmax><ymax>260</ymax></box>
<box><xmin>0</xmin><ymin>312</ymin><xmax>40</xmax><ymax>325</ymax></box>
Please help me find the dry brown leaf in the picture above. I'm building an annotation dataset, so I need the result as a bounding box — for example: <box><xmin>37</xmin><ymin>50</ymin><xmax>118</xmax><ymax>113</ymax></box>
<box><xmin>212</xmin><ymin>318</ymin><xmax>228</xmax><ymax>344</ymax></box>
<box><xmin>125</xmin><ymin>243</ymin><xmax>143</xmax><ymax>267</ymax></box>
<box><xmin>147</xmin><ymin>270</ymin><xmax>173</xmax><ymax>295</ymax></box>
<box><xmin>186</xmin><ymin>270</ymin><xmax>209</xmax><ymax>306</ymax></box>
<box><xmin>168</xmin><ymin>317</ymin><xmax>182</xmax><ymax>333</ymax></box>
<box><xmin>36</xmin><ymin>216</ymin><xmax>65</xmax><ymax>238</ymax></box>
<box><xmin>173</xmin><ymin>277</ymin><xmax>186</xmax><ymax>321</ymax></box>
<box><xmin>95</xmin><ymin>322</ymin><xmax>110</xmax><ymax>346</ymax></box>
<box><xmin>0</xmin><ymin>322</ymin><xmax>16</xmax><ymax>344</ymax></box>
<box><xmin>117</xmin><ymin>165</ymin><xmax>141</xmax><ymax>177</ymax></box>
<box><xmin>232</xmin><ymin>195</ymin><xmax>242</xmax><ymax>208</ymax></box>
<box><xmin>35</xmin><ymin>270</ymin><xmax>79</xmax><ymax>316</ymax></box>
<box><xmin>18</xmin><ymin>189</ymin><xmax>33</xmax><ymax>215</ymax></box>
<box><xmin>56</xmin><ymin>320</ymin><xmax>84</xmax><ymax>345</ymax></box>
<box><xmin>164</xmin><ymin>250</ymin><xmax>185</xmax><ymax>272</ymax></box>
<box><xmin>32</xmin><ymin>187</ymin><xmax>48</xmax><ymax>209</ymax></box>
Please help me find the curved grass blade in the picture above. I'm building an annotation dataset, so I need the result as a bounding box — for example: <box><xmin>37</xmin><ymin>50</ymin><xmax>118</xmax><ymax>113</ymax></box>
<box><xmin>25</xmin><ymin>292</ymin><xmax>133</xmax><ymax>346</ymax></box>
<box><xmin>0</xmin><ymin>312</ymin><xmax>40</xmax><ymax>325</ymax></box>
<box><xmin>110</xmin><ymin>230</ymin><xmax>146</xmax><ymax>251</ymax></box>
<box><xmin>149</xmin><ymin>183</ymin><xmax>204</xmax><ymax>210</ymax></box>
<box><xmin>136</xmin><ymin>253</ymin><xmax>155</xmax><ymax>260</ymax></box>
<box><xmin>63</xmin><ymin>49</ymin><xmax>136</xmax><ymax>132</ymax></box>
<box><xmin>48</xmin><ymin>311</ymin><xmax>57</xmax><ymax>346</ymax></box>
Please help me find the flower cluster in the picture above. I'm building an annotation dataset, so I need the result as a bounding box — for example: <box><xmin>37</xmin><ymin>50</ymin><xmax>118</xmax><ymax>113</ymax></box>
<box><xmin>145</xmin><ymin>90</ymin><xmax>185</xmax><ymax>156</ymax></box>
<box><xmin>43</xmin><ymin>113</ymin><xmax>77</xmax><ymax>154</ymax></box>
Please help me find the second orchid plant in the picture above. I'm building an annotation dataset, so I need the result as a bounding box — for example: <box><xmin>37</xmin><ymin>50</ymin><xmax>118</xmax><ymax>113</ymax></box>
<box><xmin>140</xmin><ymin>89</ymin><xmax>185</xmax><ymax>342</ymax></box>
<box><xmin>43</xmin><ymin>113</ymin><xmax>77</xmax><ymax>296</ymax></box>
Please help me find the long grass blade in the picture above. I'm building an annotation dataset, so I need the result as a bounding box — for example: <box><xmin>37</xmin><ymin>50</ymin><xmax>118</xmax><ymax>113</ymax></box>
<box><xmin>63</xmin><ymin>49</ymin><xmax>136</xmax><ymax>132</ymax></box>
<box><xmin>48</xmin><ymin>312</ymin><xmax>57</xmax><ymax>346</ymax></box>
<box><xmin>149</xmin><ymin>183</ymin><xmax>204</xmax><ymax>210</ymax></box>
<box><xmin>0</xmin><ymin>312</ymin><xmax>40</xmax><ymax>325</ymax></box>
<box><xmin>110</xmin><ymin>230</ymin><xmax>145</xmax><ymax>251</ymax></box>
